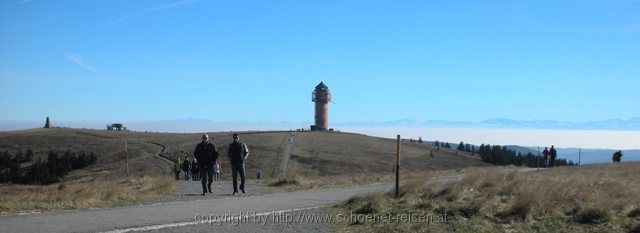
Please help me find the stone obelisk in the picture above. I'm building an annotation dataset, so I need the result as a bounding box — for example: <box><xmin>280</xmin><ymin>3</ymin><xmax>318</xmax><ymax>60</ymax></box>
<box><xmin>44</xmin><ymin>117</ymin><xmax>52</xmax><ymax>128</ymax></box>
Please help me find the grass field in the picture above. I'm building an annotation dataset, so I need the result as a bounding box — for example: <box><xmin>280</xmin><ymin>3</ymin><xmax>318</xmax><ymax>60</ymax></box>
<box><xmin>0</xmin><ymin>128</ymin><xmax>489</xmax><ymax>214</ymax></box>
<box><xmin>331</xmin><ymin>162</ymin><xmax>640</xmax><ymax>233</ymax></box>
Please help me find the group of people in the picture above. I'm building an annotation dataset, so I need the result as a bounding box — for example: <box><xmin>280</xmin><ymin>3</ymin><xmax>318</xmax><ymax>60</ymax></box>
<box><xmin>541</xmin><ymin>145</ymin><xmax>558</xmax><ymax>167</ymax></box>
<box><xmin>173</xmin><ymin>133</ymin><xmax>249</xmax><ymax>196</ymax></box>
<box><xmin>174</xmin><ymin>156</ymin><xmax>220</xmax><ymax>182</ymax></box>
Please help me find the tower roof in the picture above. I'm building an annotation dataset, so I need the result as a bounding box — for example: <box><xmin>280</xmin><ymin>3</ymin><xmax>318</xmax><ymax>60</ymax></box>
<box><xmin>315</xmin><ymin>82</ymin><xmax>329</xmax><ymax>91</ymax></box>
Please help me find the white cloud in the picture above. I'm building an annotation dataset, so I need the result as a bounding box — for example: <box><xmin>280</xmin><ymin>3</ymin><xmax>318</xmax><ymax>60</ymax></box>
<box><xmin>105</xmin><ymin>0</ymin><xmax>200</xmax><ymax>27</ymax></box>
<box><xmin>64</xmin><ymin>53</ymin><xmax>96</xmax><ymax>72</ymax></box>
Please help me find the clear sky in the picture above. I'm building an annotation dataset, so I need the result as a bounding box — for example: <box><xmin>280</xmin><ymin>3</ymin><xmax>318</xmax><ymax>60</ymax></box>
<box><xmin>1</xmin><ymin>0</ymin><xmax>639</xmax><ymax>124</ymax></box>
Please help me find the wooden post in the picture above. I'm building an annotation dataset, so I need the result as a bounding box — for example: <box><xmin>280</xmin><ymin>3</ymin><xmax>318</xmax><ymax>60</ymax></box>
<box><xmin>124</xmin><ymin>140</ymin><xmax>129</xmax><ymax>177</ymax></box>
<box><xmin>395</xmin><ymin>134</ymin><xmax>400</xmax><ymax>198</ymax></box>
<box><xmin>537</xmin><ymin>146</ymin><xmax>540</xmax><ymax>170</ymax></box>
<box><xmin>578</xmin><ymin>148</ymin><xmax>581</xmax><ymax>166</ymax></box>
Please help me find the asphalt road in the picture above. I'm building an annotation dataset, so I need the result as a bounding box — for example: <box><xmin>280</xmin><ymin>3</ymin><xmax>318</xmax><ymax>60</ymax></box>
<box><xmin>0</xmin><ymin>182</ymin><xmax>390</xmax><ymax>233</ymax></box>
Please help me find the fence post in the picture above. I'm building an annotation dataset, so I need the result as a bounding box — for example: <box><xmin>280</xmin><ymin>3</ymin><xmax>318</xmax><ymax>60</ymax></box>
<box><xmin>395</xmin><ymin>134</ymin><xmax>401</xmax><ymax>198</ymax></box>
<box><xmin>537</xmin><ymin>146</ymin><xmax>540</xmax><ymax>170</ymax></box>
<box><xmin>579</xmin><ymin>148</ymin><xmax>581</xmax><ymax>166</ymax></box>
<box><xmin>124</xmin><ymin>140</ymin><xmax>129</xmax><ymax>177</ymax></box>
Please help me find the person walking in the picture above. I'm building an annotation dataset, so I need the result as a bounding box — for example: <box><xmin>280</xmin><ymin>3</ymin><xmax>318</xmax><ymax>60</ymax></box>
<box><xmin>542</xmin><ymin>147</ymin><xmax>550</xmax><ymax>168</ymax></box>
<box><xmin>191</xmin><ymin>158</ymin><xmax>200</xmax><ymax>181</ymax></box>
<box><xmin>549</xmin><ymin>145</ymin><xmax>557</xmax><ymax>167</ymax></box>
<box><xmin>227</xmin><ymin>133</ymin><xmax>249</xmax><ymax>195</ymax></box>
<box><xmin>612</xmin><ymin>150</ymin><xmax>623</xmax><ymax>163</ymax></box>
<box><xmin>194</xmin><ymin>134</ymin><xmax>218</xmax><ymax>195</ymax></box>
<box><xmin>181</xmin><ymin>157</ymin><xmax>191</xmax><ymax>180</ymax></box>
<box><xmin>213</xmin><ymin>160</ymin><xmax>220</xmax><ymax>181</ymax></box>
<box><xmin>173</xmin><ymin>156</ymin><xmax>181</xmax><ymax>180</ymax></box>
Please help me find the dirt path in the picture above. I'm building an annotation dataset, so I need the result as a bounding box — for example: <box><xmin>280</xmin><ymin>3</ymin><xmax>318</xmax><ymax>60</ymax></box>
<box><xmin>279</xmin><ymin>133</ymin><xmax>296</xmax><ymax>177</ymax></box>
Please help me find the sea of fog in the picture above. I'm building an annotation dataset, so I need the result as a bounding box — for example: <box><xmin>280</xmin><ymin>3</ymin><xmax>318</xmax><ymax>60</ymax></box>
<box><xmin>339</xmin><ymin>126</ymin><xmax>640</xmax><ymax>150</ymax></box>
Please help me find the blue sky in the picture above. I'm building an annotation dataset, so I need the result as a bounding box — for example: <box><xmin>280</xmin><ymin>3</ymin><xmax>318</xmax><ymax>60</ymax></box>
<box><xmin>1</xmin><ymin>0</ymin><xmax>639</xmax><ymax>124</ymax></box>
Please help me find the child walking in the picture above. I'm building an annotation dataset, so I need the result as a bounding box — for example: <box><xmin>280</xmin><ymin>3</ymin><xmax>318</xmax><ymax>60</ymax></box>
<box><xmin>213</xmin><ymin>160</ymin><xmax>221</xmax><ymax>181</ymax></box>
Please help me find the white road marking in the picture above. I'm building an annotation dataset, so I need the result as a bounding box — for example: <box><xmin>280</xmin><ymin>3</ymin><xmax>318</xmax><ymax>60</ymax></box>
<box><xmin>99</xmin><ymin>205</ymin><xmax>325</xmax><ymax>233</ymax></box>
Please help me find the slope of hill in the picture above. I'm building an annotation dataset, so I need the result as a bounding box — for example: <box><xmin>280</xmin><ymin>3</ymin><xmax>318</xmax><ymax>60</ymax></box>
<box><xmin>289</xmin><ymin>132</ymin><xmax>488</xmax><ymax>177</ymax></box>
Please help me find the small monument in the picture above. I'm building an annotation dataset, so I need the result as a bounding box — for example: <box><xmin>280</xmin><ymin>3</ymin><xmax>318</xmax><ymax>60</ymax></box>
<box><xmin>44</xmin><ymin>116</ymin><xmax>52</xmax><ymax>128</ymax></box>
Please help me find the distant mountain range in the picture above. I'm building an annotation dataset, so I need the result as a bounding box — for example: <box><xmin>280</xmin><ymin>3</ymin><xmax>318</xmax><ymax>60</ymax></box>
<box><xmin>340</xmin><ymin>117</ymin><xmax>640</xmax><ymax>130</ymax></box>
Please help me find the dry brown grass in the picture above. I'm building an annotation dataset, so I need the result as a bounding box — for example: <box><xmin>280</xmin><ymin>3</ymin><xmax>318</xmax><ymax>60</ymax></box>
<box><xmin>258</xmin><ymin>168</ymin><xmax>475</xmax><ymax>192</ymax></box>
<box><xmin>0</xmin><ymin>175</ymin><xmax>176</xmax><ymax>214</ymax></box>
<box><xmin>332</xmin><ymin>162</ymin><xmax>640</xmax><ymax>232</ymax></box>
<box><xmin>289</xmin><ymin>132</ymin><xmax>489</xmax><ymax>178</ymax></box>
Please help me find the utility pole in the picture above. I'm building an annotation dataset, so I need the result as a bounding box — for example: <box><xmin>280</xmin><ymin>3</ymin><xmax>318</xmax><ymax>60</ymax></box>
<box><xmin>124</xmin><ymin>140</ymin><xmax>129</xmax><ymax>177</ymax></box>
<box><xmin>395</xmin><ymin>134</ymin><xmax>401</xmax><ymax>198</ymax></box>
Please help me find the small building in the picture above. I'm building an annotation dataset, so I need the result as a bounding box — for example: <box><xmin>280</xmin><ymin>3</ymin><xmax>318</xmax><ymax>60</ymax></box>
<box><xmin>106</xmin><ymin>123</ymin><xmax>127</xmax><ymax>131</ymax></box>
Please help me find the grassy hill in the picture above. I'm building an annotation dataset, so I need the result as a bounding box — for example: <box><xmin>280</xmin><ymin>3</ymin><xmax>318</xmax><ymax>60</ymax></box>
<box><xmin>0</xmin><ymin>128</ymin><xmax>488</xmax><ymax>179</ymax></box>
<box><xmin>0</xmin><ymin>128</ymin><xmax>489</xmax><ymax>213</ymax></box>
<box><xmin>288</xmin><ymin>131</ymin><xmax>488</xmax><ymax>177</ymax></box>
<box><xmin>332</xmin><ymin>162</ymin><xmax>640</xmax><ymax>232</ymax></box>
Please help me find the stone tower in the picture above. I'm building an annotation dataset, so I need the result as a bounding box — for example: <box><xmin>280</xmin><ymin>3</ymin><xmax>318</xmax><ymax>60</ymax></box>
<box><xmin>312</xmin><ymin>82</ymin><xmax>332</xmax><ymax>131</ymax></box>
<box><xmin>44</xmin><ymin>116</ymin><xmax>52</xmax><ymax>128</ymax></box>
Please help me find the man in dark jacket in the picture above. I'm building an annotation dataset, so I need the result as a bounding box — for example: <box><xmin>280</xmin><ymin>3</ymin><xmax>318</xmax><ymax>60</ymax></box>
<box><xmin>228</xmin><ymin>133</ymin><xmax>249</xmax><ymax>195</ymax></box>
<box><xmin>612</xmin><ymin>150</ymin><xmax>623</xmax><ymax>163</ymax></box>
<box><xmin>194</xmin><ymin>134</ymin><xmax>218</xmax><ymax>195</ymax></box>
<box><xmin>181</xmin><ymin>157</ymin><xmax>191</xmax><ymax>180</ymax></box>
<box><xmin>549</xmin><ymin>145</ymin><xmax>557</xmax><ymax>167</ymax></box>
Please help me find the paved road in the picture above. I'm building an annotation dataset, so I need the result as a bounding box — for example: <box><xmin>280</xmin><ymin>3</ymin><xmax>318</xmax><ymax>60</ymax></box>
<box><xmin>0</xmin><ymin>167</ymin><xmax>541</xmax><ymax>233</ymax></box>
<box><xmin>0</xmin><ymin>182</ymin><xmax>390</xmax><ymax>233</ymax></box>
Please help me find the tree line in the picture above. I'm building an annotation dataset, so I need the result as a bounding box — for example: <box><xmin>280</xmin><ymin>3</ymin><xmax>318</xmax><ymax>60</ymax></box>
<box><xmin>428</xmin><ymin>140</ymin><xmax>575</xmax><ymax>167</ymax></box>
<box><xmin>0</xmin><ymin>150</ymin><xmax>97</xmax><ymax>185</ymax></box>
<box><xmin>477</xmin><ymin>144</ymin><xmax>575</xmax><ymax>167</ymax></box>
<box><xmin>432</xmin><ymin>141</ymin><xmax>452</xmax><ymax>149</ymax></box>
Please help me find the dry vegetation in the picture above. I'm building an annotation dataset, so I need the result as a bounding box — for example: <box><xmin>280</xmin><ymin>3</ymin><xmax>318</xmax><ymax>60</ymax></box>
<box><xmin>0</xmin><ymin>128</ymin><xmax>180</xmax><ymax>214</ymax></box>
<box><xmin>288</xmin><ymin>132</ymin><xmax>488</xmax><ymax>178</ymax></box>
<box><xmin>332</xmin><ymin>162</ymin><xmax>640</xmax><ymax>233</ymax></box>
<box><xmin>259</xmin><ymin>167</ymin><xmax>484</xmax><ymax>192</ymax></box>
<box><xmin>0</xmin><ymin>175</ymin><xmax>176</xmax><ymax>213</ymax></box>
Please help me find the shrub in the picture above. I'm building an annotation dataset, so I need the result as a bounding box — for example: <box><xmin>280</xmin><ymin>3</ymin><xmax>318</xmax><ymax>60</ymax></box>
<box><xmin>268</xmin><ymin>177</ymin><xmax>300</xmax><ymax>187</ymax></box>
<box><xmin>354</xmin><ymin>194</ymin><xmax>383</xmax><ymax>214</ymax></box>
<box><xmin>575</xmin><ymin>208</ymin><xmax>610</xmax><ymax>224</ymax></box>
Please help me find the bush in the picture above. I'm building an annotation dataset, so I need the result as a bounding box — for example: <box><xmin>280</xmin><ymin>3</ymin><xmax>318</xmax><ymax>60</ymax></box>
<box><xmin>629</xmin><ymin>223</ymin><xmax>640</xmax><ymax>233</ymax></box>
<box><xmin>268</xmin><ymin>177</ymin><xmax>300</xmax><ymax>187</ymax></box>
<box><xmin>354</xmin><ymin>194</ymin><xmax>383</xmax><ymax>214</ymax></box>
<box><xmin>575</xmin><ymin>208</ymin><xmax>610</xmax><ymax>224</ymax></box>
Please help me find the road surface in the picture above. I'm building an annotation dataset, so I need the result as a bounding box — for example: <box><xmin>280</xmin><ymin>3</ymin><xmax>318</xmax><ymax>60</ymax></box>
<box><xmin>0</xmin><ymin>182</ymin><xmax>390</xmax><ymax>233</ymax></box>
